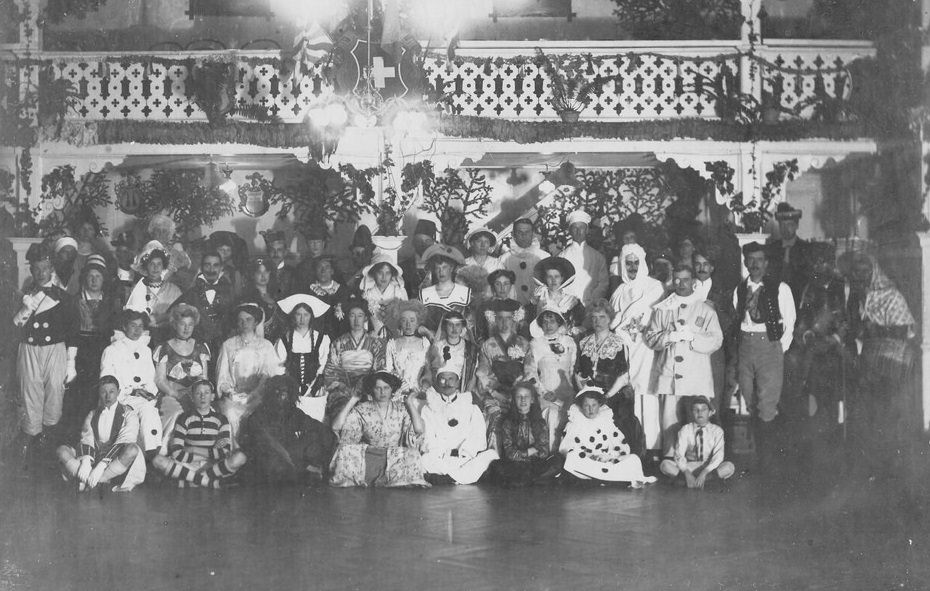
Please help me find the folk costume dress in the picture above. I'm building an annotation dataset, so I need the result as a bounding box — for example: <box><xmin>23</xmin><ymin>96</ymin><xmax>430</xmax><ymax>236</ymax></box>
<box><xmin>329</xmin><ymin>400</ymin><xmax>428</xmax><ymax>487</ymax></box>
<box><xmin>559</xmin><ymin>404</ymin><xmax>649</xmax><ymax>483</ymax></box>
<box><xmin>419</xmin><ymin>388</ymin><xmax>499</xmax><ymax>484</ymax></box>
<box><xmin>475</xmin><ymin>332</ymin><xmax>530</xmax><ymax>453</ymax></box>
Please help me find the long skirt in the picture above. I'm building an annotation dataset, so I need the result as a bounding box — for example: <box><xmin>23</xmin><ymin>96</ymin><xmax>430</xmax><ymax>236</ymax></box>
<box><xmin>329</xmin><ymin>444</ymin><xmax>428</xmax><ymax>487</ymax></box>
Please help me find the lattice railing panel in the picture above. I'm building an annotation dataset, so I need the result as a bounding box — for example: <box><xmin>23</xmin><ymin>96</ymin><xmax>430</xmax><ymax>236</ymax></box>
<box><xmin>52</xmin><ymin>56</ymin><xmax>334</xmax><ymax>121</ymax></box>
<box><xmin>758</xmin><ymin>47</ymin><xmax>874</xmax><ymax>118</ymax></box>
<box><xmin>44</xmin><ymin>45</ymin><xmax>875</xmax><ymax>124</ymax></box>
<box><xmin>423</xmin><ymin>53</ymin><xmax>741</xmax><ymax>120</ymax></box>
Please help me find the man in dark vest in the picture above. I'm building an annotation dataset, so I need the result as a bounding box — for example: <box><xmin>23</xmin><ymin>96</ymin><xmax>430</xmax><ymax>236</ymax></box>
<box><xmin>262</xmin><ymin>230</ymin><xmax>297</xmax><ymax>300</ymax></box>
<box><xmin>767</xmin><ymin>203</ymin><xmax>812</xmax><ymax>308</ymax></box>
<box><xmin>732</xmin><ymin>242</ymin><xmax>796</xmax><ymax>469</ymax></box>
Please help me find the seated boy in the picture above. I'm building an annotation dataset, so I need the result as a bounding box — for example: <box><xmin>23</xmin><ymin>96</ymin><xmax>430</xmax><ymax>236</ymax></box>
<box><xmin>660</xmin><ymin>396</ymin><xmax>735</xmax><ymax>489</ymax></box>
<box><xmin>153</xmin><ymin>379</ymin><xmax>246</xmax><ymax>488</ymax></box>
<box><xmin>56</xmin><ymin>375</ymin><xmax>146</xmax><ymax>492</ymax></box>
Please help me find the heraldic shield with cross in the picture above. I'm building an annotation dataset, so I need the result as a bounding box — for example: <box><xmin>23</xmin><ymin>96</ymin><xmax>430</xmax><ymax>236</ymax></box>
<box><xmin>334</xmin><ymin>39</ymin><xmax>420</xmax><ymax>100</ymax></box>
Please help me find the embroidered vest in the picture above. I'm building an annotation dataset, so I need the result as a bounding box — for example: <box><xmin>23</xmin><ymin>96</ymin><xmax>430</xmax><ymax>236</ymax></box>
<box><xmin>736</xmin><ymin>277</ymin><xmax>784</xmax><ymax>342</ymax></box>
<box><xmin>281</xmin><ymin>330</ymin><xmax>326</xmax><ymax>387</ymax></box>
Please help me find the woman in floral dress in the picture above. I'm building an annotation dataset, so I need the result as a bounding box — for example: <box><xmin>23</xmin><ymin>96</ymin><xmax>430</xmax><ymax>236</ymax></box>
<box><xmin>329</xmin><ymin>371</ymin><xmax>428</xmax><ymax>487</ymax></box>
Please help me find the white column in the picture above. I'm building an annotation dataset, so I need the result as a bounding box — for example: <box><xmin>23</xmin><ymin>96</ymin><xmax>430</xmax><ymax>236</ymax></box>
<box><xmin>9</xmin><ymin>237</ymin><xmax>42</xmax><ymax>292</ymax></box>
<box><xmin>919</xmin><ymin>231</ymin><xmax>930</xmax><ymax>432</ymax></box>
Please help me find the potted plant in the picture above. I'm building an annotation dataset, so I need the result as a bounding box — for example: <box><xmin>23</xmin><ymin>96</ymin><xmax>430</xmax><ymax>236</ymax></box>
<box><xmin>690</xmin><ymin>69</ymin><xmax>761</xmax><ymax>125</ymax></box>
<box><xmin>534</xmin><ymin>49</ymin><xmax>609</xmax><ymax>123</ymax></box>
<box><xmin>761</xmin><ymin>77</ymin><xmax>786</xmax><ymax>124</ymax></box>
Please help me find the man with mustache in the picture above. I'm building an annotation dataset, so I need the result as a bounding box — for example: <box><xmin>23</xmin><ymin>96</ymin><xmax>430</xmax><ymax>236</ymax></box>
<box><xmin>732</xmin><ymin>242</ymin><xmax>795</xmax><ymax>472</ymax></box>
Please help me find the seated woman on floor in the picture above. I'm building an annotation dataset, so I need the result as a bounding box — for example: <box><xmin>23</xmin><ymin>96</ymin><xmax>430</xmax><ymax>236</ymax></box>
<box><xmin>488</xmin><ymin>381</ymin><xmax>563</xmax><ymax>487</ymax></box>
<box><xmin>216</xmin><ymin>303</ymin><xmax>284</xmax><ymax>446</ymax></box>
<box><xmin>237</xmin><ymin>375</ymin><xmax>336</xmax><ymax>486</ymax></box>
<box><xmin>329</xmin><ymin>371</ymin><xmax>428</xmax><ymax>488</ymax></box>
<box><xmin>420</xmin><ymin>358</ymin><xmax>499</xmax><ymax>485</ymax></box>
<box><xmin>559</xmin><ymin>387</ymin><xmax>655</xmax><ymax>487</ymax></box>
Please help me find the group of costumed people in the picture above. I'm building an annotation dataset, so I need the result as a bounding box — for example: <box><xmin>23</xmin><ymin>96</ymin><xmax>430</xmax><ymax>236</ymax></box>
<box><xmin>8</xmin><ymin>200</ymin><xmax>914</xmax><ymax>491</ymax></box>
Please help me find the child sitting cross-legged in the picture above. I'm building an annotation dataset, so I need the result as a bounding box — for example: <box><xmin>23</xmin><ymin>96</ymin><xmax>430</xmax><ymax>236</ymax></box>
<box><xmin>56</xmin><ymin>375</ymin><xmax>146</xmax><ymax>492</ymax></box>
<box><xmin>660</xmin><ymin>396</ymin><xmax>735</xmax><ymax>489</ymax></box>
<box><xmin>152</xmin><ymin>379</ymin><xmax>246</xmax><ymax>488</ymax></box>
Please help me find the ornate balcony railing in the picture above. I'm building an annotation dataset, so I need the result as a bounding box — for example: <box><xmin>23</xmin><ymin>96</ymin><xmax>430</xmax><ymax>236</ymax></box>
<box><xmin>33</xmin><ymin>40</ymin><xmax>875</xmax><ymax>126</ymax></box>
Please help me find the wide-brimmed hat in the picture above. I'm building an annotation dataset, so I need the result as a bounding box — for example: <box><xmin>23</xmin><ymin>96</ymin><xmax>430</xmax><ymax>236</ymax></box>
<box><xmin>465</xmin><ymin>226</ymin><xmax>497</xmax><ymax>246</ymax></box>
<box><xmin>277</xmin><ymin>293</ymin><xmax>330</xmax><ymax>318</ymax></box>
<box><xmin>423</xmin><ymin>243</ymin><xmax>465</xmax><ymax>267</ymax></box>
<box><xmin>364</xmin><ymin>371</ymin><xmax>403</xmax><ymax>394</ymax></box>
<box><xmin>533</xmin><ymin>257</ymin><xmax>575</xmax><ymax>284</ymax></box>
<box><xmin>261</xmin><ymin>229</ymin><xmax>287</xmax><ymax>246</ymax></box>
<box><xmin>534</xmin><ymin>305</ymin><xmax>566</xmax><ymax>328</ymax></box>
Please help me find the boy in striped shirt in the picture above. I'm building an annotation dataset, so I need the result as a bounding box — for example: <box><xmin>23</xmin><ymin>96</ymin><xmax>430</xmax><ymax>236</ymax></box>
<box><xmin>153</xmin><ymin>379</ymin><xmax>246</xmax><ymax>488</ymax></box>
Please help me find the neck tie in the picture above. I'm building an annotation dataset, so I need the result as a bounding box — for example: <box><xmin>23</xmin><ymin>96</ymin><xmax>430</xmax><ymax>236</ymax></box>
<box><xmin>696</xmin><ymin>427</ymin><xmax>704</xmax><ymax>461</ymax></box>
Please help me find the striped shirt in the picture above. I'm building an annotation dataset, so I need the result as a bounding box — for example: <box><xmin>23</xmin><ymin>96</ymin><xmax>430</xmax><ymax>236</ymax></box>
<box><xmin>168</xmin><ymin>409</ymin><xmax>231</xmax><ymax>463</ymax></box>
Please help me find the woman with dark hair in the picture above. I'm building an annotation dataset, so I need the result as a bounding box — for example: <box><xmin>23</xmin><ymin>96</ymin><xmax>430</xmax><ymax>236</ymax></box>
<box><xmin>488</xmin><ymin>381</ymin><xmax>563</xmax><ymax>486</ymax></box>
<box><xmin>524</xmin><ymin>305</ymin><xmax>577</xmax><ymax>446</ymax></box>
<box><xmin>424</xmin><ymin>309</ymin><xmax>479</xmax><ymax>394</ymax></box>
<box><xmin>125</xmin><ymin>245</ymin><xmax>182</xmax><ymax>342</ymax></box>
<box><xmin>64</xmin><ymin>254</ymin><xmax>122</xmax><ymax>437</ymax></box>
<box><xmin>274</xmin><ymin>293</ymin><xmax>332</xmax><ymax>398</ymax></box>
<box><xmin>307</xmin><ymin>255</ymin><xmax>352</xmax><ymax>337</ymax></box>
<box><xmin>559</xmin><ymin>387</ymin><xmax>655</xmax><ymax>486</ymax></box>
<box><xmin>238</xmin><ymin>256</ymin><xmax>284</xmax><ymax>341</ymax></box>
<box><xmin>216</xmin><ymin>302</ymin><xmax>285</xmax><ymax>446</ymax></box>
<box><xmin>329</xmin><ymin>371</ymin><xmax>428</xmax><ymax>487</ymax></box>
<box><xmin>530</xmin><ymin>257</ymin><xmax>584</xmax><ymax>337</ymax></box>
<box><xmin>419</xmin><ymin>244</ymin><xmax>471</xmax><ymax>338</ymax></box>
<box><xmin>323</xmin><ymin>299</ymin><xmax>386</xmax><ymax>415</ymax></box>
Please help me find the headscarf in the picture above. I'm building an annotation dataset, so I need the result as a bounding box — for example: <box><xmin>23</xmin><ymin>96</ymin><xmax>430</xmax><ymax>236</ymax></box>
<box><xmin>860</xmin><ymin>255</ymin><xmax>915</xmax><ymax>335</ymax></box>
<box><xmin>619</xmin><ymin>243</ymin><xmax>649</xmax><ymax>286</ymax></box>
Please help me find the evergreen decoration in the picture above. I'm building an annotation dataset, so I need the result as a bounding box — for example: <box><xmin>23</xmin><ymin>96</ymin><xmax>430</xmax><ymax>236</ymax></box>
<box><xmin>534</xmin><ymin>167</ymin><xmax>674</xmax><ymax>252</ymax></box>
<box><xmin>35</xmin><ymin>165</ymin><xmax>111</xmax><ymax>237</ymax></box>
<box><xmin>707</xmin><ymin>159</ymin><xmax>799</xmax><ymax>232</ymax></box>
<box><xmin>420</xmin><ymin>168</ymin><xmax>493</xmax><ymax>247</ymax></box>
<box><xmin>115</xmin><ymin>170</ymin><xmax>235</xmax><ymax>239</ymax></box>
<box><xmin>375</xmin><ymin>147</ymin><xmax>435</xmax><ymax>236</ymax></box>
<box><xmin>185</xmin><ymin>61</ymin><xmax>238</xmax><ymax>125</ymax></box>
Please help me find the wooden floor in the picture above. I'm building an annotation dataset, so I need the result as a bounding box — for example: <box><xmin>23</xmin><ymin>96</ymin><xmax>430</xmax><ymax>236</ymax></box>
<box><xmin>1</xmin><ymin>441</ymin><xmax>928</xmax><ymax>591</ymax></box>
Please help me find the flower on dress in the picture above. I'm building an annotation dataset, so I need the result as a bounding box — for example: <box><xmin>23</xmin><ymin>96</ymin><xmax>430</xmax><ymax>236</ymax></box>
<box><xmin>507</xmin><ymin>345</ymin><xmax>525</xmax><ymax>359</ymax></box>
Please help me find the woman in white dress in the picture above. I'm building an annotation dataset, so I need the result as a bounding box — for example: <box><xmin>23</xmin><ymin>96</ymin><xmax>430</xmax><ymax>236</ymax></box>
<box><xmin>383</xmin><ymin>299</ymin><xmax>431</xmax><ymax>398</ymax></box>
<box><xmin>216</xmin><ymin>303</ymin><xmax>284</xmax><ymax>447</ymax></box>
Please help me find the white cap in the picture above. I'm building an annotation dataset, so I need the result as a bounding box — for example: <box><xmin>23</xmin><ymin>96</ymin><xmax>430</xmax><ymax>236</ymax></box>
<box><xmin>566</xmin><ymin>210</ymin><xmax>592</xmax><ymax>226</ymax></box>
